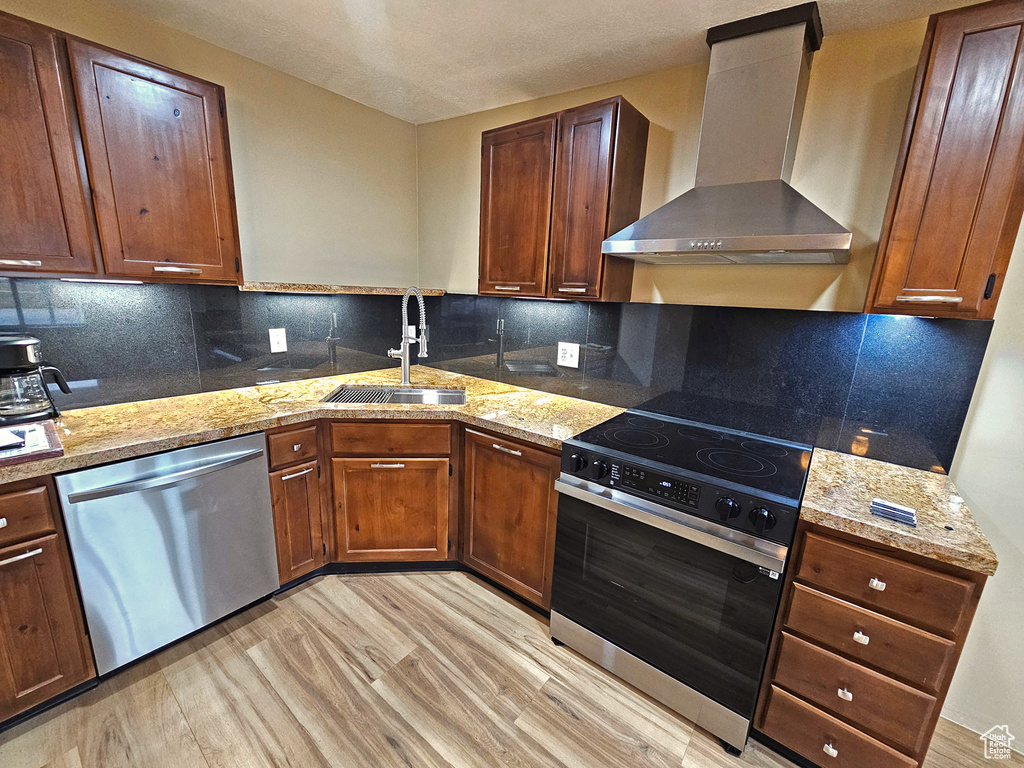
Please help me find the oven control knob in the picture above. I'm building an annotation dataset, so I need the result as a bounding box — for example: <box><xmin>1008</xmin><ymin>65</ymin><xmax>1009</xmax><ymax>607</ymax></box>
<box><xmin>568</xmin><ymin>452</ymin><xmax>588</xmax><ymax>473</ymax></box>
<box><xmin>715</xmin><ymin>497</ymin><xmax>741</xmax><ymax>521</ymax></box>
<box><xmin>588</xmin><ymin>460</ymin><xmax>609</xmax><ymax>480</ymax></box>
<box><xmin>749</xmin><ymin>507</ymin><xmax>777</xmax><ymax>533</ymax></box>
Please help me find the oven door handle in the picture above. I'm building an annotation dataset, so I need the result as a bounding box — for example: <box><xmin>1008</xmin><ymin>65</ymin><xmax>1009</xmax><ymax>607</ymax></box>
<box><xmin>554</xmin><ymin>477</ymin><xmax>787</xmax><ymax>572</ymax></box>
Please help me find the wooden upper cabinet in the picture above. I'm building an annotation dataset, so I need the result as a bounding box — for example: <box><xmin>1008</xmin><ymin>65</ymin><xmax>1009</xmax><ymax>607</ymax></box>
<box><xmin>479</xmin><ymin>96</ymin><xmax>648</xmax><ymax>301</ymax></box>
<box><xmin>866</xmin><ymin>0</ymin><xmax>1024</xmax><ymax>319</ymax></box>
<box><xmin>0</xmin><ymin>13</ymin><xmax>97</xmax><ymax>275</ymax></box>
<box><xmin>68</xmin><ymin>39</ymin><xmax>242</xmax><ymax>284</ymax></box>
<box><xmin>479</xmin><ymin>116</ymin><xmax>557</xmax><ymax>297</ymax></box>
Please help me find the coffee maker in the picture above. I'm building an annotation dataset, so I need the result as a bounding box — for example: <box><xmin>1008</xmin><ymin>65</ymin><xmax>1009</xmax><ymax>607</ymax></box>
<box><xmin>0</xmin><ymin>336</ymin><xmax>71</xmax><ymax>425</ymax></box>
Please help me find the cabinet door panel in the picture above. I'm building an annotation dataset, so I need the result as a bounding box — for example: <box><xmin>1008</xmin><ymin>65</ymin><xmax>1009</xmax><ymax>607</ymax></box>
<box><xmin>0</xmin><ymin>534</ymin><xmax>94</xmax><ymax>721</ymax></box>
<box><xmin>479</xmin><ymin>117</ymin><xmax>557</xmax><ymax>297</ymax></box>
<box><xmin>548</xmin><ymin>101</ymin><xmax>616</xmax><ymax>298</ymax></box>
<box><xmin>269</xmin><ymin>460</ymin><xmax>323</xmax><ymax>585</ymax></box>
<box><xmin>869</xmin><ymin>2</ymin><xmax>1024</xmax><ymax>318</ymax></box>
<box><xmin>334</xmin><ymin>458</ymin><xmax>448</xmax><ymax>561</ymax></box>
<box><xmin>68</xmin><ymin>39</ymin><xmax>240</xmax><ymax>283</ymax></box>
<box><xmin>0</xmin><ymin>15</ymin><xmax>96</xmax><ymax>274</ymax></box>
<box><xmin>463</xmin><ymin>430</ymin><xmax>559</xmax><ymax>608</ymax></box>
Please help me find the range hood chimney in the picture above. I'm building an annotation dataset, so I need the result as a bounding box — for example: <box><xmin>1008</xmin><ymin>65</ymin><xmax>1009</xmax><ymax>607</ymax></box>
<box><xmin>603</xmin><ymin>3</ymin><xmax>852</xmax><ymax>265</ymax></box>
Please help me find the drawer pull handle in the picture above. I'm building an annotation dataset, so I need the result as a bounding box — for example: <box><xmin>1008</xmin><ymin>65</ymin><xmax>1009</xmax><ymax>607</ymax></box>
<box><xmin>281</xmin><ymin>467</ymin><xmax>315</xmax><ymax>481</ymax></box>
<box><xmin>154</xmin><ymin>265</ymin><xmax>203</xmax><ymax>274</ymax></box>
<box><xmin>0</xmin><ymin>548</ymin><xmax>42</xmax><ymax>567</ymax></box>
<box><xmin>371</xmin><ymin>463</ymin><xmax>406</xmax><ymax>469</ymax></box>
<box><xmin>868</xmin><ymin>577</ymin><xmax>886</xmax><ymax>591</ymax></box>
<box><xmin>293</xmin><ymin>444</ymin><xmax>302</xmax><ymax>452</ymax></box>
<box><xmin>837</xmin><ymin>688</ymin><xmax>853</xmax><ymax>701</ymax></box>
<box><xmin>556</xmin><ymin>287</ymin><xmax>588</xmax><ymax>293</ymax></box>
<box><xmin>493</xmin><ymin>285</ymin><xmax>521</xmax><ymax>291</ymax></box>
<box><xmin>853</xmin><ymin>631</ymin><xmax>870</xmax><ymax>645</ymax></box>
<box><xmin>894</xmin><ymin>294</ymin><xmax>963</xmax><ymax>304</ymax></box>
<box><xmin>0</xmin><ymin>259</ymin><xmax>43</xmax><ymax>267</ymax></box>
<box><xmin>823</xmin><ymin>743</ymin><xmax>838</xmax><ymax>758</ymax></box>
<box><xmin>492</xmin><ymin>443</ymin><xmax>522</xmax><ymax>456</ymax></box>
<box><xmin>0</xmin><ymin>517</ymin><xmax>6</xmax><ymax>529</ymax></box>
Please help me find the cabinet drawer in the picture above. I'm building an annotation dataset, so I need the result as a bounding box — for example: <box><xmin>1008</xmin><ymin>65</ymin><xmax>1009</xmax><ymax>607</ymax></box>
<box><xmin>268</xmin><ymin>425</ymin><xmax>319</xmax><ymax>470</ymax></box>
<box><xmin>787</xmin><ymin>583</ymin><xmax>956</xmax><ymax>692</ymax></box>
<box><xmin>331</xmin><ymin>422</ymin><xmax>450</xmax><ymax>456</ymax></box>
<box><xmin>0</xmin><ymin>484</ymin><xmax>56</xmax><ymax>547</ymax></box>
<box><xmin>760</xmin><ymin>686</ymin><xmax>917</xmax><ymax>768</ymax></box>
<box><xmin>773</xmin><ymin>632</ymin><xmax>936</xmax><ymax>754</ymax></box>
<box><xmin>797</xmin><ymin>532</ymin><xmax>974</xmax><ymax>634</ymax></box>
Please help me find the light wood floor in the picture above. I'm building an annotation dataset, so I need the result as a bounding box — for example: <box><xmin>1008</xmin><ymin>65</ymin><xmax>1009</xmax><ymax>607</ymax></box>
<box><xmin>0</xmin><ymin>572</ymin><xmax>995</xmax><ymax>768</ymax></box>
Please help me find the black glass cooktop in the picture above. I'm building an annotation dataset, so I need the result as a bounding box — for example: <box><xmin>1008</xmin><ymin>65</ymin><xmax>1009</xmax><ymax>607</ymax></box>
<box><xmin>572</xmin><ymin>409</ymin><xmax>812</xmax><ymax>501</ymax></box>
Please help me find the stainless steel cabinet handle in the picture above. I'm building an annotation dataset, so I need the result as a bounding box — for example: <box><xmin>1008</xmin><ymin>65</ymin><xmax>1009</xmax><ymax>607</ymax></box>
<box><xmin>853</xmin><ymin>631</ymin><xmax>870</xmax><ymax>645</ymax></box>
<box><xmin>837</xmin><ymin>687</ymin><xmax>853</xmax><ymax>701</ymax></box>
<box><xmin>370</xmin><ymin>463</ymin><xmax>406</xmax><ymax>469</ymax></box>
<box><xmin>556</xmin><ymin>287</ymin><xmax>588</xmax><ymax>293</ymax></box>
<box><xmin>823</xmin><ymin>743</ymin><xmax>838</xmax><ymax>758</ymax></box>
<box><xmin>492</xmin><ymin>443</ymin><xmax>522</xmax><ymax>456</ymax></box>
<box><xmin>281</xmin><ymin>467</ymin><xmax>315</xmax><ymax>481</ymax></box>
<box><xmin>868</xmin><ymin>577</ymin><xmax>887</xmax><ymax>592</ymax></box>
<box><xmin>0</xmin><ymin>259</ymin><xmax>43</xmax><ymax>267</ymax></box>
<box><xmin>493</xmin><ymin>285</ymin><xmax>521</xmax><ymax>291</ymax></box>
<box><xmin>0</xmin><ymin>548</ymin><xmax>42</xmax><ymax>567</ymax></box>
<box><xmin>292</xmin><ymin>444</ymin><xmax>302</xmax><ymax>452</ymax></box>
<box><xmin>66</xmin><ymin>448</ymin><xmax>265</xmax><ymax>503</ymax></box>
<box><xmin>894</xmin><ymin>295</ymin><xmax>963</xmax><ymax>304</ymax></box>
<box><xmin>153</xmin><ymin>266</ymin><xmax>203</xmax><ymax>274</ymax></box>
<box><xmin>0</xmin><ymin>517</ymin><xmax>6</xmax><ymax>529</ymax></box>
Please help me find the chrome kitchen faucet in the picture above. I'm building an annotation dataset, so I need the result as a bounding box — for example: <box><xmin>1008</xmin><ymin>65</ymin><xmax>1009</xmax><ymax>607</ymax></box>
<box><xmin>388</xmin><ymin>286</ymin><xmax>429</xmax><ymax>386</ymax></box>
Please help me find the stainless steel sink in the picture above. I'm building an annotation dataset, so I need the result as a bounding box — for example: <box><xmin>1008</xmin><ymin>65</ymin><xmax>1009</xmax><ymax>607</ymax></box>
<box><xmin>323</xmin><ymin>385</ymin><xmax>467</xmax><ymax>405</ymax></box>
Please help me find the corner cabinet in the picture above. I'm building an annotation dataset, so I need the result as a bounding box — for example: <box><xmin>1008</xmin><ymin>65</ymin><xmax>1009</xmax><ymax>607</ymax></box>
<box><xmin>0</xmin><ymin>479</ymin><xmax>95</xmax><ymax>722</ymax></box>
<box><xmin>330</xmin><ymin>422</ymin><xmax>454</xmax><ymax>562</ymax></box>
<box><xmin>479</xmin><ymin>96</ymin><xmax>649</xmax><ymax>301</ymax></box>
<box><xmin>866</xmin><ymin>0</ymin><xmax>1024</xmax><ymax>319</ymax></box>
<box><xmin>69</xmin><ymin>39</ymin><xmax>242</xmax><ymax>284</ymax></box>
<box><xmin>462</xmin><ymin>428</ymin><xmax>560</xmax><ymax>608</ymax></box>
<box><xmin>0</xmin><ymin>13</ymin><xmax>98</xmax><ymax>275</ymax></box>
<box><xmin>755</xmin><ymin>522</ymin><xmax>985</xmax><ymax>768</ymax></box>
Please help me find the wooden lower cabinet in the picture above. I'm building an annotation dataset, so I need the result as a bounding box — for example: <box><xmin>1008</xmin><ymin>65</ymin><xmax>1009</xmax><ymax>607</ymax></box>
<box><xmin>462</xmin><ymin>429</ymin><xmax>560</xmax><ymax>609</ymax></box>
<box><xmin>269</xmin><ymin>460</ymin><xmax>325</xmax><ymax>584</ymax></box>
<box><xmin>333</xmin><ymin>458</ymin><xmax>449</xmax><ymax>562</ymax></box>
<box><xmin>756</xmin><ymin>521</ymin><xmax>986</xmax><ymax>768</ymax></box>
<box><xmin>0</xmin><ymin>479</ymin><xmax>94</xmax><ymax>722</ymax></box>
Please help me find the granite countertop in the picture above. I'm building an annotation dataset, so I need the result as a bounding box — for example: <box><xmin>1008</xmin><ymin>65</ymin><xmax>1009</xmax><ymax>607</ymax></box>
<box><xmin>0</xmin><ymin>367</ymin><xmax>622</xmax><ymax>485</ymax></box>
<box><xmin>802</xmin><ymin>448</ymin><xmax>998</xmax><ymax>576</ymax></box>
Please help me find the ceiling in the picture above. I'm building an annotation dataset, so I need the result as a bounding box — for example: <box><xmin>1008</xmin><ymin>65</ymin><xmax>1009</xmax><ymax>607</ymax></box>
<box><xmin>105</xmin><ymin>0</ymin><xmax>971</xmax><ymax>124</ymax></box>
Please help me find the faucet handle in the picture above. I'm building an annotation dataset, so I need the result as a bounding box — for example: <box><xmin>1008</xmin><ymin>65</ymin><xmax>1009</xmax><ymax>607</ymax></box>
<box><xmin>388</xmin><ymin>348</ymin><xmax>403</xmax><ymax>359</ymax></box>
<box><xmin>418</xmin><ymin>325</ymin><xmax>429</xmax><ymax>358</ymax></box>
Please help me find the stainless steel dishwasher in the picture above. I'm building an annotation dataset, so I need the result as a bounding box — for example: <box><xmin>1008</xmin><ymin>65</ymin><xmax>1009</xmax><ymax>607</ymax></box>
<box><xmin>56</xmin><ymin>432</ymin><xmax>279</xmax><ymax>675</ymax></box>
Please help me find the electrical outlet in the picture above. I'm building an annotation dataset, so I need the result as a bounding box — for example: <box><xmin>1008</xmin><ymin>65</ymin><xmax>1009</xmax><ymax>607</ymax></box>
<box><xmin>557</xmin><ymin>341</ymin><xmax>580</xmax><ymax>369</ymax></box>
<box><xmin>269</xmin><ymin>328</ymin><xmax>287</xmax><ymax>353</ymax></box>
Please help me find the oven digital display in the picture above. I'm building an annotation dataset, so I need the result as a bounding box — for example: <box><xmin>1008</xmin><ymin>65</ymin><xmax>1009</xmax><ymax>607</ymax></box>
<box><xmin>620</xmin><ymin>465</ymin><xmax>701</xmax><ymax>507</ymax></box>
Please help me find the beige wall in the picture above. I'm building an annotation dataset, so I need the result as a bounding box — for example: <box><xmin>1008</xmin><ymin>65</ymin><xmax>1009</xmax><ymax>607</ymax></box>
<box><xmin>417</xmin><ymin>18</ymin><xmax>927</xmax><ymax>310</ymax></box>
<box><xmin>1</xmin><ymin>0</ymin><xmax>420</xmax><ymax>287</ymax></box>
<box><xmin>948</xmin><ymin>235</ymin><xmax>1024</xmax><ymax>741</ymax></box>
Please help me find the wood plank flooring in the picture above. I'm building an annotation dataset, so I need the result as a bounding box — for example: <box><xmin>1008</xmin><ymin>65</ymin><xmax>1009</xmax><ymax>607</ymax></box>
<box><xmin>0</xmin><ymin>572</ymin><xmax>999</xmax><ymax>767</ymax></box>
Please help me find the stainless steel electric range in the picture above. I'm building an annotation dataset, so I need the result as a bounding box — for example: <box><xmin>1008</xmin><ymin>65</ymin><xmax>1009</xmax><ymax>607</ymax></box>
<box><xmin>550</xmin><ymin>409</ymin><xmax>812</xmax><ymax>754</ymax></box>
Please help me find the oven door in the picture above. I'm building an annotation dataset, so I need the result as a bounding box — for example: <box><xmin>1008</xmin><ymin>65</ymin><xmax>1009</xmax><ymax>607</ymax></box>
<box><xmin>551</xmin><ymin>477</ymin><xmax>787</xmax><ymax>722</ymax></box>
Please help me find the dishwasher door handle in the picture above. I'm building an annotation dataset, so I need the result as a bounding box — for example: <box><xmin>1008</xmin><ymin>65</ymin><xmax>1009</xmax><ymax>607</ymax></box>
<box><xmin>66</xmin><ymin>448</ymin><xmax>265</xmax><ymax>503</ymax></box>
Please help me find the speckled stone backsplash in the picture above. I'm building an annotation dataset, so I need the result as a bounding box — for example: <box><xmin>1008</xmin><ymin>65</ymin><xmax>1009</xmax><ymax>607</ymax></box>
<box><xmin>0</xmin><ymin>279</ymin><xmax>991</xmax><ymax>473</ymax></box>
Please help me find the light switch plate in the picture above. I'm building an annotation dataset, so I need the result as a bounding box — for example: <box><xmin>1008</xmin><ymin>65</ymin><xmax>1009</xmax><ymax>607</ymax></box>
<box><xmin>557</xmin><ymin>341</ymin><xmax>580</xmax><ymax>369</ymax></box>
<box><xmin>269</xmin><ymin>328</ymin><xmax>287</xmax><ymax>353</ymax></box>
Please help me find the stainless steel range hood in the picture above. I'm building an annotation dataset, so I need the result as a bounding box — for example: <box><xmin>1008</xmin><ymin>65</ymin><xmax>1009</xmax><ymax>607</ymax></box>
<box><xmin>603</xmin><ymin>3</ymin><xmax>852</xmax><ymax>265</ymax></box>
